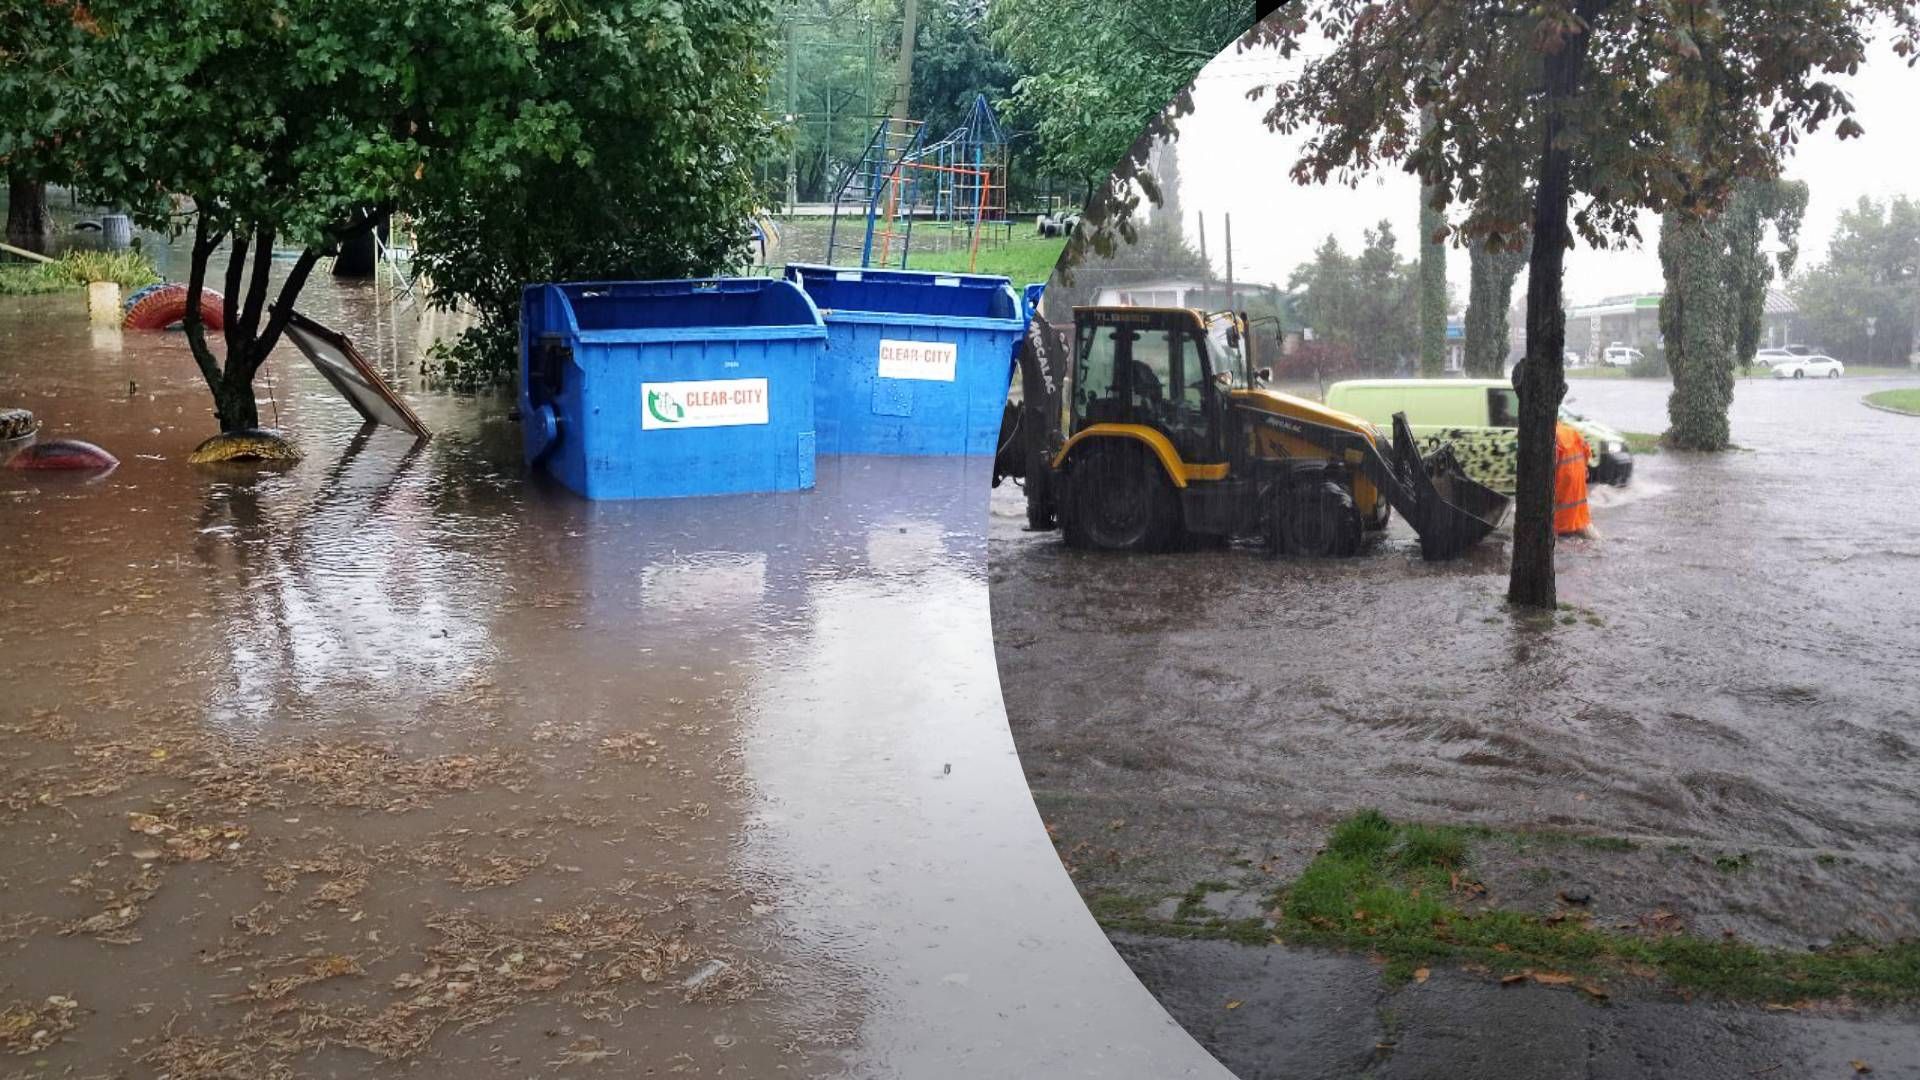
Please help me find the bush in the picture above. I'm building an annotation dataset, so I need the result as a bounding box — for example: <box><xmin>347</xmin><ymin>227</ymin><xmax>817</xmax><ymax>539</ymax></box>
<box><xmin>1628</xmin><ymin>348</ymin><xmax>1670</xmax><ymax>378</ymax></box>
<box><xmin>0</xmin><ymin>250</ymin><xmax>160</xmax><ymax>296</ymax></box>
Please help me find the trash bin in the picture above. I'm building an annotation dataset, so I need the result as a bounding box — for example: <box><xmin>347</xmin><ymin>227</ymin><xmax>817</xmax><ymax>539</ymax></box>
<box><xmin>519</xmin><ymin>278</ymin><xmax>825</xmax><ymax>500</ymax></box>
<box><xmin>1023</xmin><ymin>282</ymin><xmax>1047</xmax><ymax>323</ymax></box>
<box><xmin>784</xmin><ymin>264</ymin><xmax>1026</xmax><ymax>456</ymax></box>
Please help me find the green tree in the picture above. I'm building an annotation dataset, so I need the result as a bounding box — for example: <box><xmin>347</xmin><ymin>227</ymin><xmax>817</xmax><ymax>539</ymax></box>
<box><xmin>989</xmin><ymin>0</ymin><xmax>1250</xmax><ymax>266</ymax></box>
<box><xmin>1791</xmin><ymin>196</ymin><xmax>1920</xmax><ymax>366</ymax></box>
<box><xmin>1661</xmin><ymin>179</ymin><xmax>1806</xmax><ymax>450</ymax></box>
<box><xmin>412</xmin><ymin>0</ymin><xmax>779</xmax><ymax>388</ymax></box>
<box><xmin>0</xmin><ymin>1</ymin><xmax>99</xmax><ymax>248</ymax></box>
<box><xmin>1463</xmin><ymin>235</ymin><xmax>1529</xmax><ymax>378</ymax></box>
<box><xmin>1417</xmin><ymin>110</ymin><xmax>1448</xmax><ymax>376</ymax></box>
<box><xmin>910</xmin><ymin>0</ymin><xmax>1017</xmax><ymax>141</ymax></box>
<box><xmin>1287</xmin><ymin>222</ymin><xmax>1418</xmax><ymax>372</ymax></box>
<box><xmin>1257</xmin><ymin>1</ymin><xmax>1920</xmax><ymax>608</ymax></box>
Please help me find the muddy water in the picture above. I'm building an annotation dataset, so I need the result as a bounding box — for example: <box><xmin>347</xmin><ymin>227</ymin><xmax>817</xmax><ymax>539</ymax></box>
<box><xmin>2</xmin><ymin>267</ymin><xmax>1229</xmax><ymax>1076</ymax></box>
<box><xmin>991</xmin><ymin>373</ymin><xmax>1920</xmax><ymax>945</ymax></box>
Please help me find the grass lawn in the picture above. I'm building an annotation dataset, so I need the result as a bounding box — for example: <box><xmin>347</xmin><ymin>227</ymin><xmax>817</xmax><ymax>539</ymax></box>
<box><xmin>1566</xmin><ymin>366</ymin><xmax>1629</xmax><ymax>379</ymax></box>
<box><xmin>1864</xmin><ymin>388</ymin><xmax>1920</xmax><ymax>415</ymax></box>
<box><xmin>1621</xmin><ymin>431</ymin><xmax>1663</xmax><ymax>455</ymax></box>
<box><xmin>904</xmin><ymin>229</ymin><xmax>1066</xmax><ymax>286</ymax></box>
<box><xmin>1091</xmin><ymin>811</ymin><xmax>1920</xmax><ymax>1004</ymax></box>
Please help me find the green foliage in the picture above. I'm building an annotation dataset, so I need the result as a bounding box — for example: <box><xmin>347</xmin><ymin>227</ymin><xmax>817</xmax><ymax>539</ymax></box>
<box><xmin>1287</xmin><ymin>222</ymin><xmax>1418</xmax><ymax>372</ymax></box>
<box><xmin>0</xmin><ymin>249</ymin><xmax>159</xmax><ymax>295</ymax></box>
<box><xmin>59</xmin><ymin>249</ymin><xmax>160</xmax><ymax>290</ymax></box>
<box><xmin>411</xmin><ymin>0</ymin><xmax>781</xmax><ymax>389</ymax></box>
<box><xmin>1661</xmin><ymin>180</ymin><xmax>1804</xmax><ymax>450</ymax></box>
<box><xmin>1464</xmin><ymin>235</ymin><xmax>1528</xmax><ymax>377</ymax></box>
<box><xmin>909</xmin><ymin>0</ymin><xmax>1018</xmax><ymax>147</ymax></box>
<box><xmin>989</xmin><ymin>0</ymin><xmax>1250</xmax><ymax>263</ymax></box>
<box><xmin>770</xmin><ymin>0</ymin><xmax>898</xmax><ymax>204</ymax></box>
<box><xmin>1791</xmin><ymin>196</ymin><xmax>1920</xmax><ymax>366</ymax></box>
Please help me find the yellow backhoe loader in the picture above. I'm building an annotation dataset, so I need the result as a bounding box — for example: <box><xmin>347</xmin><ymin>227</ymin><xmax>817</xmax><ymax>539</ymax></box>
<box><xmin>1004</xmin><ymin>306</ymin><xmax>1509</xmax><ymax>560</ymax></box>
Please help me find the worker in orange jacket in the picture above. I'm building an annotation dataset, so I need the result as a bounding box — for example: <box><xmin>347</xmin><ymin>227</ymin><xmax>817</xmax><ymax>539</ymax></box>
<box><xmin>1554</xmin><ymin>421</ymin><xmax>1596</xmax><ymax>538</ymax></box>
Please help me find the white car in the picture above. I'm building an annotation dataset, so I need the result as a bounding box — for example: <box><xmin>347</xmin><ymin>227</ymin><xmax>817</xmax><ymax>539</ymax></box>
<box><xmin>1601</xmin><ymin>343</ymin><xmax>1643</xmax><ymax>367</ymax></box>
<box><xmin>1771</xmin><ymin>352</ymin><xmax>1844</xmax><ymax>379</ymax></box>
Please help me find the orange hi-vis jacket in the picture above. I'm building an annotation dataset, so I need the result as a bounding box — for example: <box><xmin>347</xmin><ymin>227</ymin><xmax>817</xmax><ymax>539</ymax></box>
<box><xmin>1554</xmin><ymin>422</ymin><xmax>1592</xmax><ymax>535</ymax></box>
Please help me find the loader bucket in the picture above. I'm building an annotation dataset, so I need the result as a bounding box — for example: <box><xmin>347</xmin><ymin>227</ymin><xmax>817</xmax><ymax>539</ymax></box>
<box><xmin>1391</xmin><ymin>415</ymin><xmax>1511</xmax><ymax>560</ymax></box>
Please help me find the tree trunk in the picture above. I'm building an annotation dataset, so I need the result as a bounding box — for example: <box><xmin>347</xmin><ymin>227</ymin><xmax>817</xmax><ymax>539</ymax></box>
<box><xmin>5</xmin><ymin>170</ymin><xmax>54</xmax><ymax>253</ymax></box>
<box><xmin>1660</xmin><ymin>210</ymin><xmax>1735</xmax><ymax>450</ymax></box>
<box><xmin>333</xmin><ymin>227</ymin><xmax>377</xmax><ymax>277</ymax></box>
<box><xmin>1418</xmin><ymin>110</ymin><xmax>1448</xmax><ymax>375</ymax></box>
<box><xmin>1510</xmin><ymin>7</ymin><xmax>1598</xmax><ymax>610</ymax></box>
<box><xmin>214</xmin><ymin>366</ymin><xmax>262</xmax><ymax>432</ymax></box>
<box><xmin>1465</xmin><ymin>237</ymin><xmax>1528</xmax><ymax>377</ymax></box>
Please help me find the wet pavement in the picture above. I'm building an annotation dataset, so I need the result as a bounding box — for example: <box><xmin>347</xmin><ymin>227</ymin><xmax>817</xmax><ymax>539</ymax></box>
<box><xmin>990</xmin><ymin>373</ymin><xmax>1920</xmax><ymax>1076</ymax></box>
<box><xmin>1</xmin><ymin>268</ymin><xmax>1229</xmax><ymax>1077</ymax></box>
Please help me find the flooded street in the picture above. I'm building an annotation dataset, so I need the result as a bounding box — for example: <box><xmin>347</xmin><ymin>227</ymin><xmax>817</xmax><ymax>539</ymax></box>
<box><xmin>1</xmin><ymin>271</ymin><xmax>1226</xmax><ymax>1077</ymax></box>
<box><xmin>990</xmin><ymin>371</ymin><xmax>1920</xmax><ymax>1076</ymax></box>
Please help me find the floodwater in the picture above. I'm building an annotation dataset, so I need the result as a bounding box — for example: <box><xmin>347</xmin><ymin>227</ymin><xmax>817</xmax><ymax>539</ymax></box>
<box><xmin>991</xmin><ymin>372</ymin><xmax>1920</xmax><ymax>948</ymax></box>
<box><xmin>0</xmin><ymin>265</ymin><xmax>1229</xmax><ymax>1076</ymax></box>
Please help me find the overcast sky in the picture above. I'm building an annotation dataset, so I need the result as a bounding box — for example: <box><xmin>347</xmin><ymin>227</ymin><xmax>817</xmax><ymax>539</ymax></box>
<box><xmin>1157</xmin><ymin>32</ymin><xmax>1920</xmax><ymax>308</ymax></box>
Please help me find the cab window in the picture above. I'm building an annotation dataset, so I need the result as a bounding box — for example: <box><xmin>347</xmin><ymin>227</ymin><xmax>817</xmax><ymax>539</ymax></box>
<box><xmin>1488</xmin><ymin>387</ymin><xmax>1519</xmax><ymax>428</ymax></box>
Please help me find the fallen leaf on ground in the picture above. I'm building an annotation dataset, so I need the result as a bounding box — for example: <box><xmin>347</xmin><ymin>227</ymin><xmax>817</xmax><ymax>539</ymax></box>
<box><xmin>1413</xmin><ymin>968</ymin><xmax>1430</xmax><ymax>983</ymax></box>
<box><xmin>1850</xmin><ymin>1062</ymin><xmax>1871</xmax><ymax>1074</ymax></box>
<box><xmin>1225</xmin><ymin>1000</ymin><xmax>1242</xmax><ymax>1010</ymax></box>
<box><xmin>1531</xmin><ymin>971</ymin><xmax>1575</xmax><ymax>986</ymax></box>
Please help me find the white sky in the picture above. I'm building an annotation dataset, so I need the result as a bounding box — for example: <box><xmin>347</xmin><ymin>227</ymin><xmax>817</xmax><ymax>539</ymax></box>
<box><xmin>1162</xmin><ymin>34</ymin><xmax>1920</xmax><ymax>307</ymax></box>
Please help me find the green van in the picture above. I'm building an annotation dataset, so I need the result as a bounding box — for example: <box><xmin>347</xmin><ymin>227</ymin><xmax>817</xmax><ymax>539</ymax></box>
<box><xmin>1323</xmin><ymin>378</ymin><xmax>1631</xmax><ymax>494</ymax></box>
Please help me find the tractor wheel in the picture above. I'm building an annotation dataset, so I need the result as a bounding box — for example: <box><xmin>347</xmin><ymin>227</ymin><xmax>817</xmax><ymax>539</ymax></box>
<box><xmin>1271</xmin><ymin>478</ymin><xmax>1362</xmax><ymax>558</ymax></box>
<box><xmin>1062</xmin><ymin>442</ymin><xmax>1179</xmax><ymax>552</ymax></box>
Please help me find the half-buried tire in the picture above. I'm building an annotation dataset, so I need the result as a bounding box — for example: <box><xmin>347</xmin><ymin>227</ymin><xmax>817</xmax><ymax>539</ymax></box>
<box><xmin>187</xmin><ymin>429</ymin><xmax>301</xmax><ymax>465</ymax></box>
<box><xmin>123</xmin><ymin>283</ymin><xmax>227</xmax><ymax>332</ymax></box>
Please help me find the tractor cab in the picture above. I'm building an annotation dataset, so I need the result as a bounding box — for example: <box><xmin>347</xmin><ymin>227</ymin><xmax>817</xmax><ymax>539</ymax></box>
<box><xmin>1067</xmin><ymin>307</ymin><xmax>1237</xmax><ymax>467</ymax></box>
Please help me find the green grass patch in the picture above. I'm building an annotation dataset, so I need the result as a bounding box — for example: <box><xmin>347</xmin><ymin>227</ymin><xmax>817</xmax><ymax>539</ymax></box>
<box><xmin>1566</xmin><ymin>366</ymin><xmax>1629</xmax><ymax>379</ymax></box>
<box><xmin>1864</xmin><ymin>389</ymin><xmax>1920</xmax><ymax>416</ymax></box>
<box><xmin>1095</xmin><ymin>811</ymin><xmax>1920</xmax><ymax>1004</ymax></box>
<box><xmin>0</xmin><ymin>250</ymin><xmax>159</xmax><ymax>295</ymax></box>
<box><xmin>1621</xmin><ymin>431</ymin><xmax>1663</xmax><ymax>455</ymax></box>
<box><xmin>904</xmin><ymin>229</ymin><xmax>1066</xmax><ymax>285</ymax></box>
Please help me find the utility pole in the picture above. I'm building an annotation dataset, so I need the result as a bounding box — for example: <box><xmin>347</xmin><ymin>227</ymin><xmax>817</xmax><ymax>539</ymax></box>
<box><xmin>785</xmin><ymin>19</ymin><xmax>799</xmax><ymax>212</ymax></box>
<box><xmin>1197</xmin><ymin>211</ymin><xmax>1208</xmax><ymax>274</ymax></box>
<box><xmin>1225</xmin><ymin>213</ymin><xmax>1236</xmax><ymax>313</ymax></box>
<box><xmin>890</xmin><ymin>0</ymin><xmax>919</xmax><ymax>122</ymax></box>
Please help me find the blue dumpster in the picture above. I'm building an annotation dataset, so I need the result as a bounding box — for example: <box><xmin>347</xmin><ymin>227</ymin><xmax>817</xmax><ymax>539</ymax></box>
<box><xmin>783</xmin><ymin>264</ymin><xmax>1026</xmax><ymax>456</ymax></box>
<box><xmin>1023</xmin><ymin>282</ymin><xmax>1047</xmax><ymax>323</ymax></box>
<box><xmin>519</xmin><ymin>279</ymin><xmax>825</xmax><ymax>500</ymax></box>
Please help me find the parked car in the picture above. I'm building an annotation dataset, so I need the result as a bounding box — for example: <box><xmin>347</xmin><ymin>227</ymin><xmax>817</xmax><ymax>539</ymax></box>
<box><xmin>1601</xmin><ymin>342</ymin><xmax>1643</xmax><ymax>367</ymax></box>
<box><xmin>1770</xmin><ymin>351</ymin><xmax>1844</xmax><ymax>379</ymax></box>
<box><xmin>1324</xmin><ymin>378</ymin><xmax>1632</xmax><ymax>494</ymax></box>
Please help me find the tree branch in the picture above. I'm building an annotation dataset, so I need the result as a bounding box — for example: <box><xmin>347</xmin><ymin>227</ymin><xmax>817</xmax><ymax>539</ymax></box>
<box><xmin>249</xmin><ymin>249</ymin><xmax>322</xmax><ymax>376</ymax></box>
<box><xmin>221</xmin><ymin>227</ymin><xmax>248</xmax><ymax>362</ymax></box>
<box><xmin>238</xmin><ymin>223</ymin><xmax>275</xmax><ymax>347</ymax></box>
<box><xmin>182</xmin><ymin>211</ymin><xmax>227</xmax><ymax>400</ymax></box>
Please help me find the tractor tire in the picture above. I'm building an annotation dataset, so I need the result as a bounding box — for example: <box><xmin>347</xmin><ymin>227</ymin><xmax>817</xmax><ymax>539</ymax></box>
<box><xmin>1061</xmin><ymin>442</ymin><xmax>1179</xmax><ymax>552</ymax></box>
<box><xmin>1270</xmin><ymin>478</ymin><xmax>1362</xmax><ymax>558</ymax></box>
<box><xmin>123</xmin><ymin>283</ymin><xmax>226</xmax><ymax>332</ymax></box>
